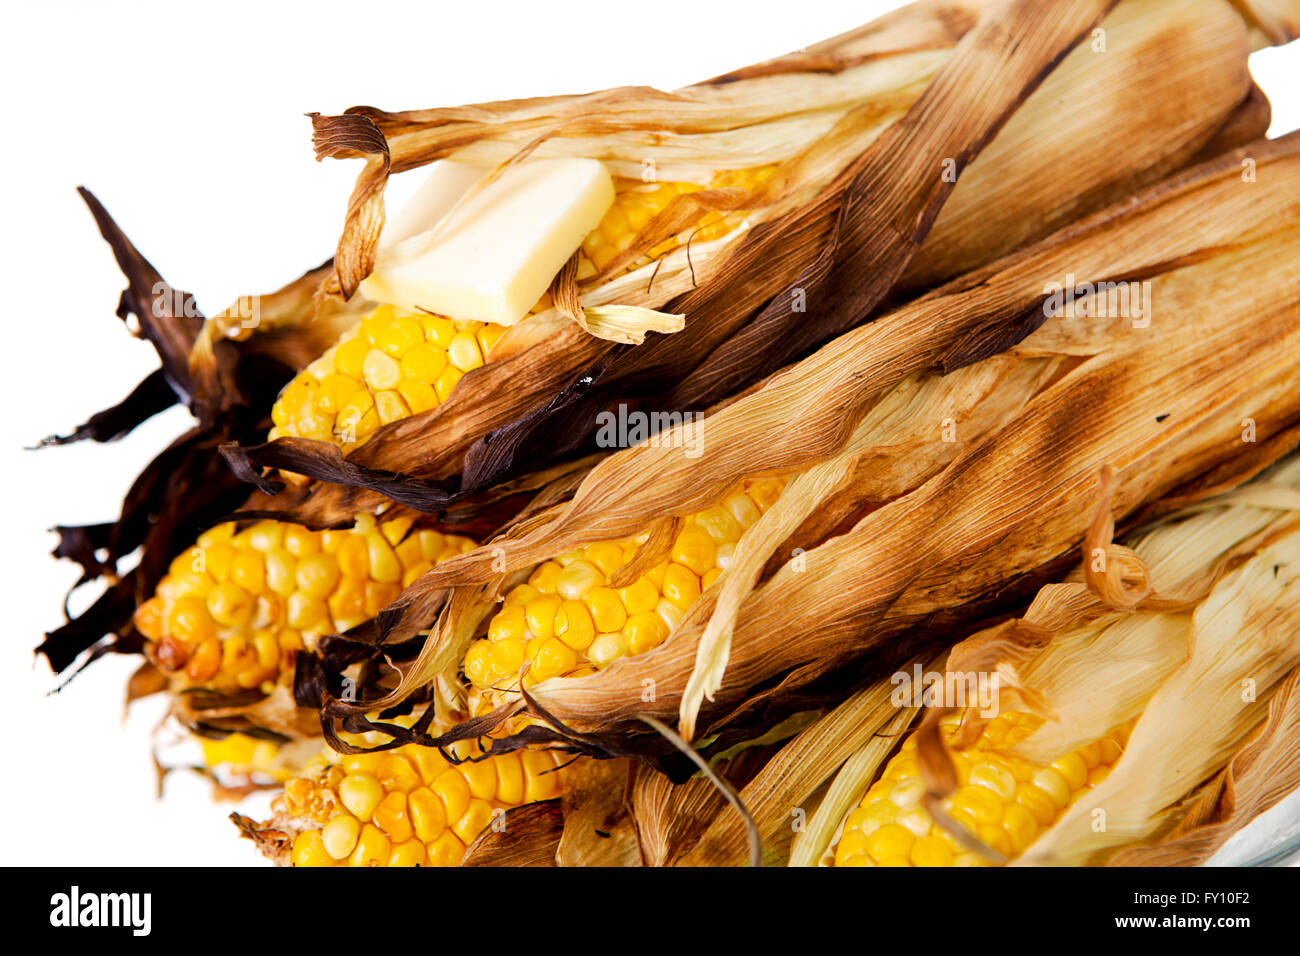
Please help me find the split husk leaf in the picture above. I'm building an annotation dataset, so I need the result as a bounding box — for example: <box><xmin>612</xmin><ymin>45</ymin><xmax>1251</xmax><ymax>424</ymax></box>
<box><xmin>790</xmin><ymin>455</ymin><xmax>1300</xmax><ymax>866</ymax></box>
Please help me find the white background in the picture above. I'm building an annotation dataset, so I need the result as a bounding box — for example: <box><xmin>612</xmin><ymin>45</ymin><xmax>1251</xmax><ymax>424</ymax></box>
<box><xmin>2</xmin><ymin>1</ymin><xmax>1297</xmax><ymax>866</ymax></box>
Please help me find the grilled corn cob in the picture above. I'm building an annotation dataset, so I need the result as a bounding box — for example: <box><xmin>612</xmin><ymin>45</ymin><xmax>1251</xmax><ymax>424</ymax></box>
<box><xmin>269</xmin><ymin>167</ymin><xmax>772</xmax><ymax>454</ymax></box>
<box><xmin>832</xmin><ymin>711</ymin><xmax>1133</xmax><ymax>867</ymax></box>
<box><xmin>249</xmin><ymin>735</ymin><xmax>567</xmax><ymax>867</ymax></box>
<box><xmin>463</xmin><ymin>479</ymin><xmax>785</xmax><ymax>702</ymax></box>
<box><xmin>135</xmin><ymin>515</ymin><xmax>476</xmax><ymax>694</ymax></box>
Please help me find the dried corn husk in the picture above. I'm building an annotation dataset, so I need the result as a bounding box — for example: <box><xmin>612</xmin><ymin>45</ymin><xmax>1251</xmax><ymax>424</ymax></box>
<box><xmin>677</xmin><ymin>664</ymin><xmax>929</xmax><ymax>867</ymax></box>
<box><xmin>326</xmin><ymin>133</ymin><xmax>1300</xmax><ymax>754</ymax></box>
<box><xmin>37</xmin><ymin>191</ymin><xmax>348</xmax><ymax>673</ymax></box>
<box><xmin>789</xmin><ymin>455</ymin><xmax>1300</xmax><ymax>866</ymax></box>
<box><xmin>222</xmin><ymin>0</ymin><xmax>1270</xmax><ymax>529</ymax></box>
<box><xmin>1015</xmin><ymin>525</ymin><xmax>1300</xmax><ymax>864</ymax></box>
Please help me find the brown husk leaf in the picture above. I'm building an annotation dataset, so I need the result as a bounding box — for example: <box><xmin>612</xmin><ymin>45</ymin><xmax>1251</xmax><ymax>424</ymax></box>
<box><xmin>221</xmin><ymin>0</ymin><xmax>1269</xmax><ymax>530</ymax></box>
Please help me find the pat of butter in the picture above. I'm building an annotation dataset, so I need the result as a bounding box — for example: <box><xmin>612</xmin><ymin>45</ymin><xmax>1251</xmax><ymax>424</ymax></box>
<box><xmin>360</xmin><ymin>158</ymin><xmax>614</xmax><ymax>325</ymax></box>
<box><xmin>379</xmin><ymin>160</ymin><xmax>489</xmax><ymax>249</ymax></box>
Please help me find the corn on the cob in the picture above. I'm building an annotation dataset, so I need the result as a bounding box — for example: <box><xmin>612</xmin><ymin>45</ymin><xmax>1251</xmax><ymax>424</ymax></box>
<box><xmin>832</xmin><ymin>711</ymin><xmax>1133</xmax><ymax>867</ymax></box>
<box><xmin>267</xmin><ymin>306</ymin><xmax>506</xmax><ymax>450</ymax></box>
<box><xmin>256</xmin><ymin>736</ymin><xmax>567</xmax><ymax>867</ymax></box>
<box><xmin>269</xmin><ymin>167</ymin><xmax>772</xmax><ymax>455</ymax></box>
<box><xmin>463</xmin><ymin>479</ymin><xmax>785</xmax><ymax>702</ymax></box>
<box><xmin>134</xmin><ymin>515</ymin><xmax>476</xmax><ymax>694</ymax></box>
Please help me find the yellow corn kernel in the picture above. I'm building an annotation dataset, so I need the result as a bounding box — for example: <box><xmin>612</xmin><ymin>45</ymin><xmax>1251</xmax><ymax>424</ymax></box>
<box><xmin>495</xmin><ymin>755</ymin><xmax>525</xmax><ymax>806</ymax></box>
<box><xmin>622</xmin><ymin>612</ymin><xmax>669</xmax><ymax>656</ymax></box>
<box><xmin>528</xmin><ymin>561</ymin><xmax>563</xmax><ymax>594</ymax></box>
<box><xmin>433</xmin><ymin>770</ymin><xmax>471</xmax><ymax>826</ymax></box>
<box><xmin>522</xmin><ymin>751</ymin><xmax>562</xmax><ymax>802</ymax></box>
<box><xmin>555</xmin><ymin>601</ymin><xmax>596</xmax><ymax>651</ymax></box>
<box><xmin>453</xmin><ymin>799</ymin><xmax>496</xmax><ymax>845</ymax></box>
<box><xmin>427</xmin><ymin>831</ymin><xmax>466</xmax><ymax>867</ymax></box>
<box><xmin>588</xmin><ymin>632</ymin><xmax>630</xmax><ymax>668</ymax></box>
<box><xmin>584</xmin><ymin>587</ymin><xmax>627</xmax><ymax>633</ymax></box>
<box><xmin>338</xmin><ymin>773</ymin><xmax>384</xmax><ymax>822</ymax></box>
<box><xmin>661</xmin><ymin>563</ymin><xmax>701</xmax><ymax>610</ymax></box>
<box><xmin>434</xmin><ymin>365</ymin><xmax>463</xmax><ymax>403</ymax></box>
<box><xmin>556</xmin><ymin>560</ymin><xmax>605</xmax><ymax>601</ymax></box>
<box><xmin>531</xmin><ymin>637</ymin><xmax>580</xmax><ymax>681</ymax></box>
<box><xmin>408</xmin><ymin>787</ymin><xmax>446</xmax><ymax>843</ymax></box>
<box><xmin>832</xmin><ymin>713</ymin><xmax>1131</xmax><ymax>866</ymax></box>
<box><xmin>524</xmin><ymin>593</ymin><xmax>563</xmax><ymax>638</ymax></box>
<box><xmin>368</xmin><ymin>535</ymin><xmax>402</xmax><ymax>584</ymax></box>
<box><xmin>168</xmin><ymin>596</ymin><xmax>215</xmax><ymax>644</ymax></box>
<box><xmin>291</xmin><ymin>830</ymin><xmax>336</xmax><ymax>867</ymax></box>
<box><xmin>378</xmin><ymin>754</ymin><xmax>421</xmax><ymax>794</ymax></box>
<box><xmin>372</xmin><ymin>791</ymin><xmax>413</xmax><ymax>843</ymax></box>
<box><xmin>671</xmin><ymin>526</ymin><xmax>717</xmax><ymax>577</ymax></box>
<box><xmin>388</xmin><ymin>840</ymin><xmax>428</xmax><ymax>867</ymax></box>
<box><xmin>349</xmin><ymin>823</ymin><xmax>392</xmax><ymax>867</ymax></box>
<box><xmin>489</xmin><ymin>604</ymin><xmax>529</xmax><ymax>643</ymax></box>
<box><xmin>321</xmin><ymin>815</ymin><xmax>360</xmax><ymax>860</ymax></box>
<box><xmin>618</xmin><ymin>577</ymin><xmax>659</xmax><ymax>616</ymax></box>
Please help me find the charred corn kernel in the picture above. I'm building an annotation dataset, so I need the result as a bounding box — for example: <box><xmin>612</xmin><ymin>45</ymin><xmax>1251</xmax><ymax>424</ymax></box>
<box><xmin>186</xmin><ymin>639</ymin><xmax>221</xmax><ymax>682</ymax></box>
<box><xmin>463</xmin><ymin>480</ymin><xmax>784</xmax><ymax>705</ymax></box>
<box><xmin>833</xmin><ymin>713</ymin><xmax>1133</xmax><ymax>867</ymax></box>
